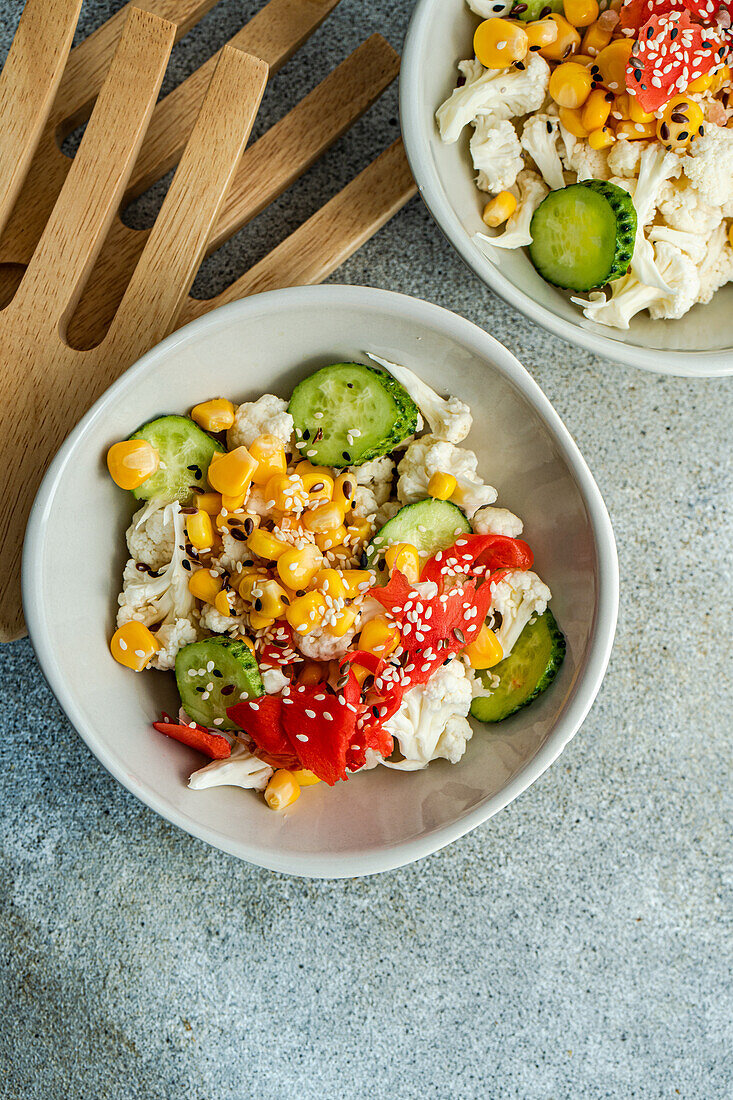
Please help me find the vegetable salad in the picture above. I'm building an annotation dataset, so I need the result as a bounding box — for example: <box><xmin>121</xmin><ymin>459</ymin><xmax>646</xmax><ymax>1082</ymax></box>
<box><xmin>437</xmin><ymin>0</ymin><xmax>733</xmax><ymax>328</ymax></box>
<box><xmin>107</xmin><ymin>358</ymin><xmax>564</xmax><ymax>812</ymax></box>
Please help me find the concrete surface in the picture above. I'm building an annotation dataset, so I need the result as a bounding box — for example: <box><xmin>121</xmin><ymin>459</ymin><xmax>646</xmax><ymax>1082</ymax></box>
<box><xmin>1</xmin><ymin>1</ymin><xmax>731</xmax><ymax>1097</ymax></box>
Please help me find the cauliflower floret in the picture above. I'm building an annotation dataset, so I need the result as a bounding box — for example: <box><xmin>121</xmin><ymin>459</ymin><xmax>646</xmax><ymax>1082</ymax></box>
<box><xmin>117</xmin><ymin>503</ymin><xmax>199</xmax><ymax>669</ymax></box>
<box><xmin>656</xmin><ymin>175</ymin><xmax>720</xmax><ymax>235</ymax></box>
<box><xmin>681</xmin><ymin>125</ymin><xmax>733</xmax><ymax>208</ymax></box>
<box><xmin>374</xmin><ymin>499</ymin><xmax>401</xmax><ymax>528</ymax></box>
<box><xmin>472</xmin><ymin>505</ymin><xmax>523</xmax><ymax>537</ymax></box>
<box><xmin>467</xmin><ymin>0</ymin><xmax>513</xmax><ymax>15</ymax></box>
<box><xmin>198</xmin><ymin>602</ymin><xmax>247</xmax><ymax>637</ymax></box>
<box><xmin>607</xmin><ymin>139</ymin><xmax>647</xmax><ymax>179</ymax></box>
<box><xmin>346</xmin><ymin>454</ymin><xmax>395</xmax><ymax>519</ymax></box>
<box><xmin>646</xmin><ymin>241</ymin><xmax>700</xmax><ymax>320</ymax></box>
<box><xmin>620</xmin><ymin>144</ymin><xmax>682</xmax><ymax>293</ymax></box>
<box><xmin>382</xmin><ymin>660</ymin><xmax>473</xmax><ymax>770</ymax></box>
<box><xmin>491</xmin><ymin>569</ymin><xmax>551</xmax><ymax>658</ymax></box>
<box><xmin>475</xmin><ymin>169</ymin><xmax>548</xmax><ymax>251</ymax></box>
<box><xmin>261</xmin><ymin>667</ymin><xmax>289</xmax><ymax>694</ymax></box>
<box><xmin>213</xmin><ymin>528</ymin><xmax>252</xmax><ymax>577</ymax></box>
<box><xmin>188</xmin><ymin>741</ymin><xmax>273</xmax><ymax>792</ymax></box>
<box><xmin>227</xmin><ymin>394</ymin><xmax>293</xmax><ymax>450</ymax></box>
<box><xmin>647</xmin><ymin>224</ymin><xmax>707</xmax><ymax>264</ymax></box>
<box><xmin>573</xmin><ymin>272</ymin><xmax>661</xmax><ymax>328</ymax></box>
<box><xmin>297</xmin><ymin>624</ymin><xmax>357</xmax><ymax>661</ymax></box>
<box><xmin>561</xmin><ymin>133</ymin><xmax>610</xmax><ymax>181</ymax></box>
<box><xmin>520</xmin><ymin>113</ymin><xmax>566</xmax><ymax>191</ymax></box>
<box><xmin>369</xmin><ymin>354</ymin><xmax>472</xmax><ymax>443</ymax></box>
<box><xmin>397</xmin><ymin>436</ymin><xmax>497</xmax><ymax>517</ymax></box>
<box><xmin>126</xmin><ymin>501</ymin><xmax>176</xmax><ymax>570</ymax></box>
<box><xmin>471</xmin><ymin>118</ymin><xmax>524</xmax><ymax>194</ymax></box>
<box><xmin>696</xmin><ymin>223</ymin><xmax>733</xmax><ymax>305</ymax></box>
<box><xmin>436</xmin><ymin>52</ymin><xmax>550</xmax><ymax>144</ymax></box>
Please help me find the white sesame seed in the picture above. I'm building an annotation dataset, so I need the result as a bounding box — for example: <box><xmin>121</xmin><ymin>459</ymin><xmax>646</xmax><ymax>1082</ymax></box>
<box><xmin>117</xmin><ymin>638</ymin><xmax>128</xmax><ymax>651</ymax></box>
<box><xmin>296</xmin><ymin>734</ymin><xmax>309</xmax><ymax>742</ymax></box>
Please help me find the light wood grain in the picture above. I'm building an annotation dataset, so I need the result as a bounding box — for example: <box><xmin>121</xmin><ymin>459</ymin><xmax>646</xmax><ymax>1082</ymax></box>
<box><xmin>67</xmin><ymin>34</ymin><xmax>399</xmax><ymax>350</ymax></box>
<box><xmin>180</xmin><ymin>139</ymin><xmax>417</xmax><ymax>324</ymax></box>
<box><xmin>0</xmin><ymin>13</ymin><xmax>266</xmax><ymax>641</ymax></box>
<box><xmin>0</xmin><ymin>0</ymin><xmax>81</xmax><ymax>236</ymax></box>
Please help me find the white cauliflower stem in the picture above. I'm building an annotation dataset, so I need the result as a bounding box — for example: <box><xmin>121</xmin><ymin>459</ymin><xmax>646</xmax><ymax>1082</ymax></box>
<box><xmin>491</xmin><ymin>569</ymin><xmax>551</xmax><ymax>659</ymax></box>
<box><xmin>397</xmin><ymin>435</ymin><xmax>497</xmax><ymax>517</ymax></box>
<box><xmin>188</xmin><ymin>741</ymin><xmax>273</xmax><ymax>792</ymax></box>
<box><xmin>227</xmin><ymin>394</ymin><xmax>293</xmax><ymax>450</ymax></box>
<box><xmin>369</xmin><ymin>354</ymin><xmax>472</xmax><ymax>443</ymax></box>
<box><xmin>436</xmin><ymin>53</ymin><xmax>550</xmax><ymax>144</ymax></box>
<box><xmin>520</xmin><ymin>114</ymin><xmax>566</xmax><ymax>192</ymax></box>
<box><xmin>382</xmin><ymin>660</ymin><xmax>474</xmax><ymax>770</ymax></box>
<box><xmin>475</xmin><ymin>169</ymin><xmax>548</xmax><ymax>252</ymax></box>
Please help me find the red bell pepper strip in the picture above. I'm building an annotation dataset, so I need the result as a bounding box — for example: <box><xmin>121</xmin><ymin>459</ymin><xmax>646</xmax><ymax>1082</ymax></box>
<box><xmin>226</xmin><ymin>694</ymin><xmax>300</xmax><ymax>770</ymax></box>
<box><xmin>152</xmin><ymin>719</ymin><xmax>232</xmax><ymax>759</ymax></box>
<box><xmin>419</xmin><ymin>532</ymin><xmax>533</xmax><ymax>586</ymax></box>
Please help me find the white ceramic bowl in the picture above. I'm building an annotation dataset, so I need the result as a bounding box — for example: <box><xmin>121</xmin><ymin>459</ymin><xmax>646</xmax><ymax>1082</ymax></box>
<box><xmin>23</xmin><ymin>286</ymin><xmax>618</xmax><ymax>878</ymax></box>
<box><xmin>401</xmin><ymin>0</ymin><xmax>733</xmax><ymax>378</ymax></box>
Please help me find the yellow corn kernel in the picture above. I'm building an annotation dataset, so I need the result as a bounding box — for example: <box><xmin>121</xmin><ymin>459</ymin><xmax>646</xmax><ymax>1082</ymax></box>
<box><xmin>327</xmin><ymin>604</ymin><xmax>359</xmax><ymax>638</ymax></box>
<box><xmin>427</xmin><ymin>470</ymin><xmax>458</xmax><ymax>501</ymax></box>
<box><xmin>264</xmin><ymin>770</ymin><xmax>301</xmax><ymax>811</ymax></box>
<box><xmin>290</xmin><ymin>768</ymin><xmax>321</xmax><ymax>787</ymax></box>
<box><xmin>570</xmin><ymin>53</ymin><xmax>595</xmax><ymax>67</ymax></box>
<box><xmin>616</xmin><ymin>119</ymin><xmax>657</xmax><ymax>141</ymax></box>
<box><xmin>185</xmin><ymin>509</ymin><xmax>214</xmax><ymax>551</ymax></box>
<box><xmin>265</xmin><ymin>473</ymin><xmax>309</xmax><ymax>514</ymax></box>
<box><xmin>595</xmin><ymin>38</ymin><xmax>634</xmax><ymax>93</ymax></box>
<box><xmin>349</xmin><ymin>662</ymin><xmax>373</xmax><ymax>688</ymax></box>
<box><xmin>687</xmin><ymin>71</ymin><xmax>713</xmax><ymax>94</ymax></box>
<box><xmin>587</xmin><ymin>126</ymin><xmax>615</xmax><ymax>149</ymax></box>
<box><xmin>249</xmin><ymin>611</ymin><xmax>275</xmax><ymax>630</ymax></box>
<box><xmin>221</xmin><ymin>492</ymin><xmax>247</xmax><ymax>512</ymax></box>
<box><xmin>463</xmin><ymin>624</ymin><xmax>504</xmax><ymax>669</ymax></box>
<box><xmin>207</xmin><ymin>446</ymin><xmax>257</xmax><ymax>498</ymax></box>
<box><xmin>539</xmin><ymin>14</ymin><xmax>580</xmax><ymax>61</ymax></box>
<box><xmin>385</xmin><ymin>543</ymin><xmax>420</xmax><ymax>584</ymax></box>
<box><xmin>656</xmin><ymin>95</ymin><xmax>704</xmax><ymax>149</ymax></box>
<box><xmin>580</xmin><ymin>87</ymin><xmax>611</xmax><ymax>132</ymax></box>
<box><xmin>580</xmin><ymin>18</ymin><xmax>612</xmax><ymax>57</ymax></box>
<box><xmin>628</xmin><ymin>96</ymin><xmax>654</xmax><ymax>124</ymax></box>
<box><xmin>190</xmin><ymin>398</ymin><xmax>235</xmax><ymax>433</ymax></box>
<box><xmin>214</xmin><ymin>588</ymin><xmax>232</xmax><ymax>618</ymax></box>
<box><xmin>482</xmin><ymin>191</ymin><xmax>517</xmax><ymax>228</ymax></box>
<box><xmin>345</xmin><ymin>514</ymin><xmax>373</xmax><ymax>542</ymax></box>
<box><xmin>298</xmin><ymin>468</ymin><xmax>334</xmax><ymax>505</ymax></box>
<box><xmin>340</xmin><ymin>569</ymin><xmax>373</xmax><ymax>599</ymax></box>
<box><xmin>247</xmin><ymin>528</ymin><xmax>289</xmax><ymax>561</ymax></box>
<box><xmin>359</xmin><ymin>616</ymin><xmax>401</xmax><ymax>657</ymax></box>
<box><xmin>276</xmin><ymin>544</ymin><xmax>323</xmax><ymax>589</ymax></box>
<box><xmin>253</xmin><ymin>578</ymin><xmax>289</xmax><ymax>620</ymax></box>
<box><xmin>312</xmin><ymin>568</ymin><xmax>348</xmax><ymax>601</ymax></box>
<box><xmin>474</xmin><ymin>17</ymin><xmax>528</xmax><ymax>69</ymax></box>
<box><xmin>110</xmin><ymin>621</ymin><xmax>159</xmax><ymax>671</ymax></box>
<box><xmin>249</xmin><ymin>434</ymin><xmax>287</xmax><ymax>486</ymax></box>
<box><xmin>106</xmin><ymin>439</ymin><xmax>159</xmax><ymax>491</ymax></box>
<box><xmin>193</xmin><ymin>490</ymin><xmax>223</xmax><ymax>515</ymax></box>
<box><xmin>558</xmin><ymin>105</ymin><xmax>589</xmax><ymax>138</ymax></box>
<box><xmin>285</xmin><ymin>591</ymin><xmax>327</xmax><ymax>635</ymax></box>
<box><xmin>332</xmin><ymin>472</ymin><xmax>357</xmax><ymax>514</ymax></box>
<box><xmin>524</xmin><ymin>18</ymin><xmax>558</xmax><ymax>51</ymax></box>
<box><xmin>315</xmin><ymin>526</ymin><xmax>348</xmax><ymax>552</ymax></box>
<box><xmin>188</xmin><ymin>568</ymin><xmax>223</xmax><ymax>605</ymax></box>
<box><xmin>302</xmin><ymin>501</ymin><xmax>344</xmax><ymax>533</ymax></box>
<box><xmin>709</xmin><ymin>63</ymin><xmax>731</xmax><ymax>94</ymax></box>
<box><xmin>563</xmin><ymin>0</ymin><xmax>598</xmax><ymax>28</ymax></box>
<box><xmin>295</xmin><ymin>460</ymin><xmax>333</xmax><ymax>480</ymax></box>
<box><xmin>238</xmin><ymin>567</ymin><xmax>269</xmax><ymax>602</ymax></box>
<box><xmin>549</xmin><ymin>60</ymin><xmax>592</xmax><ymax>108</ymax></box>
<box><xmin>298</xmin><ymin>660</ymin><xmax>325</xmax><ymax>686</ymax></box>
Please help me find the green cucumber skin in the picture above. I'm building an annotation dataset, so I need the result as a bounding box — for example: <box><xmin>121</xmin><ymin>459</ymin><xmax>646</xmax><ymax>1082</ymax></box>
<box><xmin>470</xmin><ymin>609</ymin><xmax>566</xmax><ymax>724</ymax></box>
<box><xmin>130</xmin><ymin>415</ymin><xmax>224</xmax><ymax>504</ymax></box>
<box><xmin>366</xmin><ymin>498</ymin><xmax>472</xmax><ymax>584</ymax></box>
<box><xmin>513</xmin><ymin>0</ymin><xmax>562</xmax><ymax>21</ymax></box>
<box><xmin>175</xmin><ymin>638</ymin><xmax>263</xmax><ymax>731</ymax></box>
<box><xmin>288</xmin><ymin>363</ymin><xmax>419</xmax><ymax>468</ymax></box>
<box><xmin>528</xmin><ymin>181</ymin><xmax>636</xmax><ymax>293</ymax></box>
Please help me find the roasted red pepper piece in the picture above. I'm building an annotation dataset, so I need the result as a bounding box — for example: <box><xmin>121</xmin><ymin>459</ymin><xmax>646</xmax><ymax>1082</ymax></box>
<box><xmin>279</xmin><ymin>675</ymin><xmax>361</xmax><ymax>785</ymax></box>
<box><xmin>419</xmin><ymin>533</ymin><xmax>533</xmax><ymax>586</ymax></box>
<box><xmin>626</xmin><ymin>10</ymin><xmax>728</xmax><ymax>112</ymax></box>
<box><xmin>152</xmin><ymin>719</ymin><xmax>231</xmax><ymax>759</ymax></box>
<box><xmin>226</xmin><ymin>694</ymin><xmax>299</xmax><ymax>770</ymax></box>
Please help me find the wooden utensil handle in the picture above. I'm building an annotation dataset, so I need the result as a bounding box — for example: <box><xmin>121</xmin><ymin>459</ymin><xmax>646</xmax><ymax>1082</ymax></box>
<box><xmin>0</xmin><ymin>0</ymin><xmax>82</xmax><ymax>235</ymax></box>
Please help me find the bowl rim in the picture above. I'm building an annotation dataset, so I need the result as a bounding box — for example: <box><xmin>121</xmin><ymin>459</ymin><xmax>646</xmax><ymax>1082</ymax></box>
<box><xmin>23</xmin><ymin>284</ymin><xmax>619</xmax><ymax>878</ymax></box>
<box><xmin>400</xmin><ymin>0</ymin><xmax>733</xmax><ymax>380</ymax></box>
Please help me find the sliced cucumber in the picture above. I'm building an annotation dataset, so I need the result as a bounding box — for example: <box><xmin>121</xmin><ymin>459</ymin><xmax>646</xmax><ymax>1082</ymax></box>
<box><xmin>130</xmin><ymin>415</ymin><xmax>224</xmax><ymax>504</ymax></box>
<box><xmin>528</xmin><ymin>181</ymin><xmax>637</xmax><ymax>292</ymax></box>
<box><xmin>175</xmin><ymin>638</ymin><xmax>263</xmax><ymax>730</ymax></box>
<box><xmin>288</xmin><ymin>363</ymin><xmax>419</xmax><ymax>468</ymax></box>
<box><xmin>365</xmin><ymin>498</ymin><xmax>472</xmax><ymax>580</ymax></box>
<box><xmin>470</xmin><ymin>609</ymin><xmax>565</xmax><ymax>724</ymax></box>
<box><xmin>512</xmin><ymin>0</ymin><xmax>562</xmax><ymax>21</ymax></box>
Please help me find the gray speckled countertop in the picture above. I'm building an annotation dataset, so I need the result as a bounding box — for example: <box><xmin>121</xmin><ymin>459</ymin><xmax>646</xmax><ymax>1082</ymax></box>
<box><xmin>1</xmin><ymin>2</ymin><xmax>731</xmax><ymax>1097</ymax></box>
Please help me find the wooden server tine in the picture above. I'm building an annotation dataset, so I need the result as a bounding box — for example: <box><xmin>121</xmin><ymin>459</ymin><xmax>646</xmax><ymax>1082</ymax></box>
<box><xmin>67</xmin><ymin>34</ymin><xmax>399</xmax><ymax>349</ymax></box>
<box><xmin>0</xmin><ymin>11</ymin><xmax>267</xmax><ymax>640</ymax></box>
<box><xmin>0</xmin><ymin>0</ymin><xmax>82</xmax><ymax>234</ymax></box>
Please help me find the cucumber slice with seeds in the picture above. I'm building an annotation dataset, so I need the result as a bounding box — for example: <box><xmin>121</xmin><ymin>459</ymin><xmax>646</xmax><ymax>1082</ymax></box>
<box><xmin>288</xmin><ymin>363</ymin><xmax>419</xmax><ymax>468</ymax></box>
<box><xmin>366</xmin><ymin>498</ymin><xmax>472</xmax><ymax>582</ymax></box>
<box><xmin>175</xmin><ymin>638</ymin><xmax>263</xmax><ymax>730</ymax></box>
<box><xmin>130</xmin><ymin>415</ymin><xmax>224</xmax><ymax>504</ymax></box>
<box><xmin>528</xmin><ymin>181</ymin><xmax>637</xmax><ymax>292</ymax></box>
<box><xmin>470</xmin><ymin>609</ymin><xmax>565</xmax><ymax>723</ymax></box>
